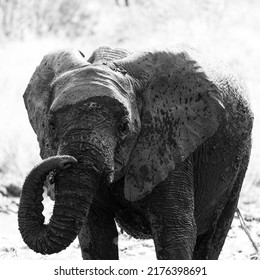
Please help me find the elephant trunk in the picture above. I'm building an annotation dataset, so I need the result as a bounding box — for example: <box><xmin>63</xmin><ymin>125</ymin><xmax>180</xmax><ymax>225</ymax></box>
<box><xmin>18</xmin><ymin>155</ymin><xmax>101</xmax><ymax>254</ymax></box>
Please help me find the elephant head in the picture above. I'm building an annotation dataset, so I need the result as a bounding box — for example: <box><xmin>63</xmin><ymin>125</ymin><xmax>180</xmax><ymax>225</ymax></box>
<box><xmin>18</xmin><ymin>45</ymin><xmax>224</xmax><ymax>254</ymax></box>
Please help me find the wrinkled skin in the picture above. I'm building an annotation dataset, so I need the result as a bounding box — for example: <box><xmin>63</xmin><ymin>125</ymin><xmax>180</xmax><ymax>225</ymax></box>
<box><xmin>18</xmin><ymin>45</ymin><xmax>253</xmax><ymax>259</ymax></box>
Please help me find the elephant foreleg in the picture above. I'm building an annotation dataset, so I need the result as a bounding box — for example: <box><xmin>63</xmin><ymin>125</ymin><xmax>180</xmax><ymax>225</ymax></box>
<box><xmin>147</xmin><ymin>157</ymin><xmax>197</xmax><ymax>259</ymax></box>
<box><xmin>78</xmin><ymin>202</ymin><xmax>118</xmax><ymax>260</ymax></box>
<box><xmin>192</xmin><ymin>153</ymin><xmax>250</xmax><ymax>259</ymax></box>
<box><xmin>206</xmin><ymin>154</ymin><xmax>249</xmax><ymax>259</ymax></box>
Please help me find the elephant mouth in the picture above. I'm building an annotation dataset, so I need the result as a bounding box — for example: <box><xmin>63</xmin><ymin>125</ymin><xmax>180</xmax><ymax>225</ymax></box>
<box><xmin>45</xmin><ymin>172</ymin><xmax>56</xmax><ymax>201</ymax></box>
<box><xmin>45</xmin><ymin>168</ymin><xmax>69</xmax><ymax>201</ymax></box>
<box><xmin>45</xmin><ymin>160</ymin><xmax>114</xmax><ymax>201</ymax></box>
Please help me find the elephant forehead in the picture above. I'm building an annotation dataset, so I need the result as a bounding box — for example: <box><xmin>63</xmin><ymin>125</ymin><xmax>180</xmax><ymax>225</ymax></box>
<box><xmin>50</xmin><ymin>66</ymin><xmax>131</xmax><ymax>113</ymax></box>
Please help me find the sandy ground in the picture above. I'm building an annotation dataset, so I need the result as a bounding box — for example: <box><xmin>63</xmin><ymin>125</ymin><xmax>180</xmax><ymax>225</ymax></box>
<box><xmin>0</xmin><ymin>184</ymin><xmax>259</xmax><ymax>260</ymax></box>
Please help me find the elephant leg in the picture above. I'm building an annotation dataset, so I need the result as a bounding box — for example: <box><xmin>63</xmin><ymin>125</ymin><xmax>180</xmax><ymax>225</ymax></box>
<box><xmin>193</xmin><ymin>154</ymin><xmax>250</xmax><ymax>260</ymax></box>
<box><xmin>192</xmin><ymin>230</ymin><xmax>213</xmax><ymax>259</ymax></box>
<box><xmin>207</xmin><ymin>158</ymin><xmax>249</xmax><ymax>259</ymax></box>
<box><xmin>78</xmin><ymin>202</ymin><xmax>119</xmax><ymax>260</ymax></box>
<box><xmin>147</xmin><ymin>157</ymin><xmax>197</xmax><ymax>259</ymax></box>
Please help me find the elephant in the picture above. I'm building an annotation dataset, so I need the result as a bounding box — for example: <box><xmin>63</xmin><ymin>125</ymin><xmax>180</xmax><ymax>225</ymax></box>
<box><xmin>18</xmin><ymin>45</ymin><xmax>253</xmax><ymax>260</ymax></box>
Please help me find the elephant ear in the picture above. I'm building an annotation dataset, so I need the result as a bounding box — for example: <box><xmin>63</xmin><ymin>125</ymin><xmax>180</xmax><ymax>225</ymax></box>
<box><xmin>23</xmin><ymin>49</ymin><xmax>89</xmax><ymax>158</ymax></box>
<box><xmin>115</xmin><ymin>46</ymin><xmax>225</xmax><ymax>201</ymax></box>
<box><xmin>87</xmin><ymin>46</ymin><xmax>132</xmax><ymax>64</ymax></box>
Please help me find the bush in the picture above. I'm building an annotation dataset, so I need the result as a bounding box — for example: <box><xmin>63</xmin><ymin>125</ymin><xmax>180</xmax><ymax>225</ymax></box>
<box><xmin>0</xmin><ymin>0</ymin><xmax>97</xmax><ymax>40</ymax></box>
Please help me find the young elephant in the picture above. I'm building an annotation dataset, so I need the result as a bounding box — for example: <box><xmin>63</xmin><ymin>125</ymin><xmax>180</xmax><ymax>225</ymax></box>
<box><xmin>18</xmin><ymin>45</ymin><xmax>253</xmax><ymax>259</ymax></box>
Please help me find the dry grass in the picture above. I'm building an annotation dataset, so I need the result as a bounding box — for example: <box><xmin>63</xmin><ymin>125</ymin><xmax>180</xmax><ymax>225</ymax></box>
<box><xmin>0</xmin><ymin>0</ymin><xmax>260</xmax><ymax>259</ymax></box>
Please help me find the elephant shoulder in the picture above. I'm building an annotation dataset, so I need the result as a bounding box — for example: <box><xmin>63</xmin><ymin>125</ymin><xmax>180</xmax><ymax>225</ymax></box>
<box><xmin>182</xmin><ymin>46</ymin><xmax>253</xmax><ymax>132</ymax></box>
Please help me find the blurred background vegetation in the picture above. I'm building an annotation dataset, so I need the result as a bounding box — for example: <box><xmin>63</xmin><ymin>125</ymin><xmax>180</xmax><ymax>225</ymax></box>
<box><xmin>0</xmin><ymin>0</ymin><xmax>260</xmax><ymax>197</ymax></box>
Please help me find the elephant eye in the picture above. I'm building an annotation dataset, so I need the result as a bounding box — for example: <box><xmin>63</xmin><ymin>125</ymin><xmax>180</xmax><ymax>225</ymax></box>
<box><xmin>49</xmin><ymin>119</ymin><xmax>56</xmax><ymax>131</ymax></box>
<box><xmin>49</xmin><ymin>122</ymin><xmax>55</xmax><ymax>131</ymax></box>
<box><xmin>48</xmin><ymin>114</ymin><xmax>57</xmax><ymax>132</ymax></box>
<box><xmin>117</xmin><ymin>119</ymin><xmax>130</xmax><ymax>138</ymax></box>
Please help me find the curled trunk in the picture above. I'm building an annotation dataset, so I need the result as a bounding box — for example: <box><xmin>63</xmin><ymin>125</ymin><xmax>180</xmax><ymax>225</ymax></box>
<box><xmin>18</xmin><ymin>155</ymin><xmax>100</xmax><ymax>254</ymax></box>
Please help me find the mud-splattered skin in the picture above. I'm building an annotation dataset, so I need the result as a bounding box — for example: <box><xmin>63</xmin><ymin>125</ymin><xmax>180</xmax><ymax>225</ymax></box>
<box><xmin>19</xmin><ymin>46</ymin><xmax>253</xmax><ymax>260</ymax></box>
